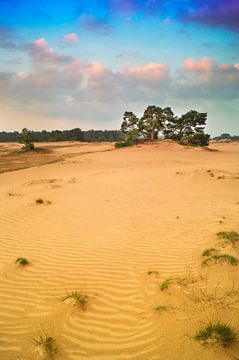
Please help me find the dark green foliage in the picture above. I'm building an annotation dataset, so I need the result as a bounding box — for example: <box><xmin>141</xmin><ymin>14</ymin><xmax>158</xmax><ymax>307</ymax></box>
<box><xmin>203</xmin><ymin>253</ymin><xmax>239</xmax><ymax>266</ymax></box>
<box><xmin>18</xmin><ymin>128</ymin><xmax>35</xmax><ymax>151</ymax></box>
<box><xmin>15</xmin><ymin>257</ymin><xmax>29</xmax><ymax>266</ymax></box>
<box><xmin>183</xmin><ymin>132</ymin><xmax>210</xmax><ymax>147</ymax></box>
<box><xmin>217</xmin><ymin>231</ymin><xmax>239</xmax><ymax>244</ymax></box>
<box><xmin>31</xmin><ymin>329</ymin><xmax>57</xmax><ymax>358</ymax></box>
<box><xmin>0</xmin><ymin>129</ymin><xmax>124</xmax><ymax>143</ymax></box>
<box><xmin>160</xmin><ymin>278</ymin><xmax>173</xmax><ymax>291</ymax></box>
<box><xmin>194</xmin><ymin>322</ymin><xmax>237</xmax><ymax>347</ymax></box>
<box><xmin>202</xmin><ymin>248</ymin><xmax>217</xmax><ymax>257</ymax></box>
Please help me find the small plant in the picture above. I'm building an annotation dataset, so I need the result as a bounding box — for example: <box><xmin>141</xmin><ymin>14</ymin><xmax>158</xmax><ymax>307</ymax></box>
<box><xmin>155</xmin><ymin>305</ymin><xmax>167</xmax><ymax>312</ymax></box>
<box><xmin>160</xmin><ymin>278</ymin><xmax>173</xmax><ymax>291</ymax></box>
<box><xmin>217</xmin><ymin>231</ymin><xmax>239</xmax><ymax>245</ymax></box>
<box><xmin>35</xmin><ymin>198</ymin><xmax>44</xmax><ymax>204</ymax></box>
<box><xmin>31</xmin><ymin>329</ymin><xmax>57</xmax><ymax>358</ymax></box>
<box><xmin>147</xmin><ymin>270</ymin><xmax>159</xmax><ymax>275</ymax></box>
<box><xmin>203</xmin><ymin>253</ymin><xmax>239</xmax><ymax>266</ymax></box>
<box><xmin>15</xmin><ymin>257</ymin><xmax>29</xmax><ymax>266</ymax></box>
<box><xmin>62</xmin><ymin>291</ymin><xmax>88</xmax><ymax>310</ymax></box>
<box><xmin>201</xmin><ymin>248</ymin><xmax>217</xmax><ymax>257</ymax></box>
<box><xmin>18</xmin><ymin>127</ymin><xmax>35</xmax><ymax>151</ymax></box>
<box><xmin>194</xmin><ymin>321</ymin><xmax>237</xmax><ymax>347</ymax></box>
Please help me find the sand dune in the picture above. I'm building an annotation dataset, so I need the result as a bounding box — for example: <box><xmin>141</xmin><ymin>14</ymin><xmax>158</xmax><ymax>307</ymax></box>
<box><xmin>0</xmin><ymin>141</ymin><xmax>238</xmax><ymax>359</ymax></box>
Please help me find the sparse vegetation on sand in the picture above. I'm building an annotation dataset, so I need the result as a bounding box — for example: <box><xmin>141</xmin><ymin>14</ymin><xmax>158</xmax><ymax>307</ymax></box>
<box><xmin>15</xmin><ymin>257</ymin><xmax>29</xmax><ymax>266</ymax></box>
<box><xmin>194</xmin><ymin>321</ymin><xmax>237</xmax><ymax>347</ymax></box>
<box><xmin>31</xmin><ymin>329</ymin><xmax>57</xmax><ymax>358</ymax></box>
<box><xmin>155</xmin><ymin>305</ymin><xmax>167</xmax><ymax>312</ymax></box>
<box><xmin>202</xmin><ymin>253</ymin><xmax>239</xmax><ymax>266</ymax></box>
<box><xmin>62</xmin><ymin>291</ymin><xmax>88</xmax><ymax>310</ymax></box>
<box><xmin>147</xmin><ymin>270</ymin><xmax>159</xmax><ymax>275</ymax></box>
<box><xmin>201</xmin><ymin>248</ymin><xmax>217</xmax><ymax>257</ymax></box>
<box><xmin>160</xmin><ymin>278</ymin><xmax>173</xmax><ymax>291</ymax></box>
<box><xmin>217</xmin><ymin>231</ymin><xmax>239</xmax><ymax>245</ymax></box>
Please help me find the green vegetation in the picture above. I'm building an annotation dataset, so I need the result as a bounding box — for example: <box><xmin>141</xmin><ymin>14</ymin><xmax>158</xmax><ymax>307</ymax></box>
<box><xmin>160</xmin><ymin>278</ymin><xmax>173</xmax><ymax>291</ymax></box>
<box><xmin>194</xmin><ymin>321</ymin><xmax>237</xmax><ymax>347</ymax></box>
<box><xmin>15</xmin><ymin>257</ymin><xmax>29</xmax><ymax>266</ymax></box>
<box><xmin>0</xmin><ymin>128</ymin><xmax>124</xmax><ymax>143</ymax></box>
<box><xmin>217</xmin><ymin>231</ymin><xmax>239</xmax><ymax>245</ymax></box>
<box><xmin>201</xmin><ymin>248</ymin><xmax>217</xmax><ymax>257</ymax></box>
<box><xmin>147</xmin><ymin>270</ymin><xmax>159</xmax><ymax>275</ymax></box>
<box><xmin>18</xmin><ymin>128</ymin><xmax>35</xmax><ymax>151</ymax></box>
<box><xmin>155</xmin><ymin>305</ymin><xmax>167</xmax><ymax>312</ymax></box>
<box><xmin>203</xmin><ymin>253</ymin><xmax>239</xmax><ymax>266</ymax></box>
<box><xmin>31</xmin><ymin>329</ymin><xmax>57</xmax><ymax>358</ymax></box>
<box><xmin>62</xmin><ymin>291</ymin><xmax>88</xmax><ymax>310</ymax></box>
<box><xmin>120</xmin><ymin>106</ymin><xmax>210</xmax><ymax>146</ymax></box>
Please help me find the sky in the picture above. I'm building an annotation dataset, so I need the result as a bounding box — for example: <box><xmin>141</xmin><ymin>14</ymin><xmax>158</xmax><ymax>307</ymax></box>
<box><xmin>0</xmin><ymin>0</ymin><xmax>238</xmax><ymax>135</ymax></box>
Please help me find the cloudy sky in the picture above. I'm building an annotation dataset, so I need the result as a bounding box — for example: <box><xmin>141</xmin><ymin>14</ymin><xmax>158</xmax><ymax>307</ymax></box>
<box><xmin>0</xmin><ymin>0</ymin><xmax>238</xmax><ymax>135</ymax></box>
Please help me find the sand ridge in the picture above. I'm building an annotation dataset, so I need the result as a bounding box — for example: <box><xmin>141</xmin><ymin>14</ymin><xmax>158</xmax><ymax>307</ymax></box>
<box><xmin>0</xmin><ymin>141</ymin><xmax>238</xmax><ymax>359</ymax></box>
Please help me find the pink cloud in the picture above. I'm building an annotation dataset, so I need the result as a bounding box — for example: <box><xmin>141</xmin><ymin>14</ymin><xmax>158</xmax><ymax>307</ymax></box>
<box><xmin>125</xmin><ymin>62</ymin><xmax>169</xmax><ymax>82</ymax></box>
<box><xmin>64</xmin><ymin>33</ymin><xmax>80</xmax><ymax>45</ymax></box>
<box><xmin>184</xmin><ymin>57</ymin><xmax>214</xmax><ymax>72</ymax></box>
<box><xmin>26</xmin><ymin>38</ymin><xmax>73</xmax><ymax>65</ymax></box>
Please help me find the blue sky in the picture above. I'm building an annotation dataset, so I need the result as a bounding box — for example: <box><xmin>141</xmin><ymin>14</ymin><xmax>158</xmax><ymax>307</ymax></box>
<box><xmin>0</xmin><ymin>0</ymin><xmax>238</xmax><ymax>135</ymax></box>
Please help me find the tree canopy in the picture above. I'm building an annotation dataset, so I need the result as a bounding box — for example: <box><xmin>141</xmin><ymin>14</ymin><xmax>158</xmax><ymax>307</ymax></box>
<box><xmin>119</xmin><ymin>106</ymin><xmax>210</xmax><ymax>147</ymax></box>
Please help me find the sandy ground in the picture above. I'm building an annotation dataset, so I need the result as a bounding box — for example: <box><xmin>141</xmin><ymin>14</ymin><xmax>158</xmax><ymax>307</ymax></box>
<box><xmin>0</xmin><ymin>140</ymin><xmax>238</xmax><ymax>360</ymax></box>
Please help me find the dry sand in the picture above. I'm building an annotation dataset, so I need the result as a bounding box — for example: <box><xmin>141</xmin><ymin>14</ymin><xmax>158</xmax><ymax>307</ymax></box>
<box><xmin>0</xmin><ymin>140</ymin><xmax>238</xmax><ymax>359</ymax></box>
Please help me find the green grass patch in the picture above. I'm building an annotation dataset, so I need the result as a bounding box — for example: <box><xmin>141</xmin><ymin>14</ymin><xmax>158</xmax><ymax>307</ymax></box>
<box><xmin>217</xmin><ymin>231</ymin><xmax>239</xmax><ymax>245</ymax></box>
<box><xmin>31</xmin><ymin>329</ymin><xmax>57</xmax><ymax>358</ymax></box>
<box><xmin>194</xmin><ymin>321</ymin><xmax>237</xmax><ymax>347</ymax></box>
<box><xmin>15</xmin><ymin>257</ymin><xmax>29</xmax><ymax>266</ymax></box>
<box><xmin>201</xmin><ymin>248</ymin><xmax>217</xmax><ymax>257</ymax></box>
<box><xmin>154</xmin><ymin>305</ymin><xmax>167</xmax><ymax>312</ymax></box>
<box><xmin>160</xmin><ymin>278</ymin><xmax>173</xmax><ymax>291</ymax></box>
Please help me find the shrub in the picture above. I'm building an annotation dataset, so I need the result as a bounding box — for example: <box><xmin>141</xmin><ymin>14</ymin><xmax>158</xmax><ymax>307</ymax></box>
<box><xmin>15</xmin><ymin>257</ymin><xmax>29</xmax><ymax>266</ymax></box>
<box><xmin>201</xmin><ymin>248</ymin><xmax>217</xmax><ymax>257</ymax></box>
<box><xmin>184</xmin><ymin>132</ymin><xmax>210</xmax><ymax>147</ymax></box>
<box><xmin>217</xmin><ymin>231</ymin><xmax>239</xmax><ymax>245</ymax></box>
<box><xmin>194</xmin><ymin>321</ymin><xmax>237</xmax><ymax>347</ymax></box>
<box><xmin>31</xmin><ymin>329</ymin><xmax>57</xmax><ymax>358</ymax></box>
<box><xmin>160</xmin><ymin>278</ymin><xmax>173</xmax><ymax>291</ymax></box>
<box><xmin>35</xmin><ymin>198</ymin><xmax>44</xmax><ymax>204</ymax></box>
<box><xmin>62</xmin><ymin>291</ymin><xmax>88</xmax><ymax>310</ymax></box>
<box><xmin>18</xmin><ymin>128</ymin><xmax>35</xmax><ymax>151</ymax></box>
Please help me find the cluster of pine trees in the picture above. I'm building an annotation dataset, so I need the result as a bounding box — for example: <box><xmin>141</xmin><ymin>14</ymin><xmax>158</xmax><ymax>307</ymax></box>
<box><xmin>118</xmin><ymin>105</ymin><xmax>210</xmax><ymax>147</ymax></box>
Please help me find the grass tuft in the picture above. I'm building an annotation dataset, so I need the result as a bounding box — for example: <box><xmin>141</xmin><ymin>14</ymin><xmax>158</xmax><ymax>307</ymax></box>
<box><xmin>194</xmin><ymin>321</ymin><xmax>237</xmax><ymax>347</ymax></box>
<box><xmin>217</xmin><ymin>231</ymin><xmax>239</xmax><ymax>245</ymax></box>
<box><xmin>160</xmin><ymin>278</ymin><xmax>173</xmax><ymax>291</ymax></box>
<box><xmin>62</xmin><ymin>291</ymin><xmax>88</xmax><ymax>310</ymax></box>
<box><xmin>201</xmin><ymin>248</ymin><xmax>217</xmax><ymax>257</ymax></box>
<box><xmin>15</xmin><ymin>257</ymin><xmax>29</xmax><ymax>266</ymax></box>
<box><xmin>154</xmin><ymin>305</ymin><xmax>167</xmax><ymax>312</ymax></box>
<box><xmin>31</xmin><ymin>329</ymin><xmax>57</xmax><ymax>358</ymax></box>
<box><xmin>147</xmin><ymin>270</ymin><xmax>159</xmax><ymax>276</ymax></box>
<box><xmin>212</xmin><ymin>254</ymin><xmax>239</xmax><ymax>265</ymax></box>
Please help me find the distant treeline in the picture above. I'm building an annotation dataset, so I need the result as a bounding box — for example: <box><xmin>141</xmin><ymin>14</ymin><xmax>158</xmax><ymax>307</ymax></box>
<box><xmin>0</xmin><ymin>128</ymin><xmax>124</xmax><ymax>143</ymax></box>
<box><xmin>213</xmin><ymin>133</ymin><xmax>239</xmax><ymax>141</ymax></box>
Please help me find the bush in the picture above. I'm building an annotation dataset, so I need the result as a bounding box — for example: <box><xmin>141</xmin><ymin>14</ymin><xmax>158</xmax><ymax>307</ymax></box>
<box><xmin>182</xmin><ymin>132</ymin><xmax>210</xmax><ymax>147</ymax></box>
<box><xmin>194</xmin><ymin>321</ymin><xmax>237</xmax><ymax>347</ymax></box>
<box><xmin>217</xmin><ymin>231</ymin><xmax>239</xmax><ymax>245</ymax></box>
<box><xmin>15</xmin><ymin>257</ymin><xmax>29</xmax><ymax>266</ymax></box>
<box><xmin>31</xmin><ymin>329</ymin><xmax>57</xmax><ymax>358</ymax></box>
<box><xmin>18</xmin><ymin>128</ymin><xmax>35</xmax><ymax>151</ymax></box>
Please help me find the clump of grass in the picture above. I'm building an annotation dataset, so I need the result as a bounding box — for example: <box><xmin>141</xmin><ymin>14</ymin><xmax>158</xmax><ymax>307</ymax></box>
<box><xmin>217</xmin><ymin>176</ymin><xmax>225</xmax><ymax>180</ymax></box>
<box><xmin>217</xmin><ymin>231</ymin><xmax>239</xmax><ymax>245</ymax></box>
<box><xmin>212</xmin><ymin>254</ymin><xmax>239</xmax><ymax>265</ymax></box>
<box><xmin>31</xmin><ymin>329</ymin><xmax>57</xmax><ymax>358</ymax></box>
<box><xmin>35</xmin><ymin>198</ymin><xmax>44</xmax><ymax>204</ymax></box>
<box><xmin>62</xmin><ymin>291</ymin><xmax>88</xmax><ymax>310</ymax></box>
<box><xmin>15</xmin><ymin>257</ymin><xmax>29</xmax><ymax>266</ymax></box>
<box><xmin>160</xmin><ymin>278</ymin><xmax>173</xmax><ymax>291</ymax></box>
<box><xmin>203</xmin><ymin>253</ymin><xmax>239</xmax><ymax>266</ymax></box>
<box><xmin>202</xmin><ymin>248</ymin><xmax>217</xmax><ymax>257</ymax></box>
<box><xmin>194</xmin><ymin>321</ymin><xmax>237</xmax><ymax>347</ymax></box>
<box><xmin>155</xmin><ymin>305</ymin><xmax>167</xmax><ymax>312</ymax></box>
<box><xmin>147</xmin><ymin>270</ymin><xmax>159</xmax><ymax>275</ymax></box>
